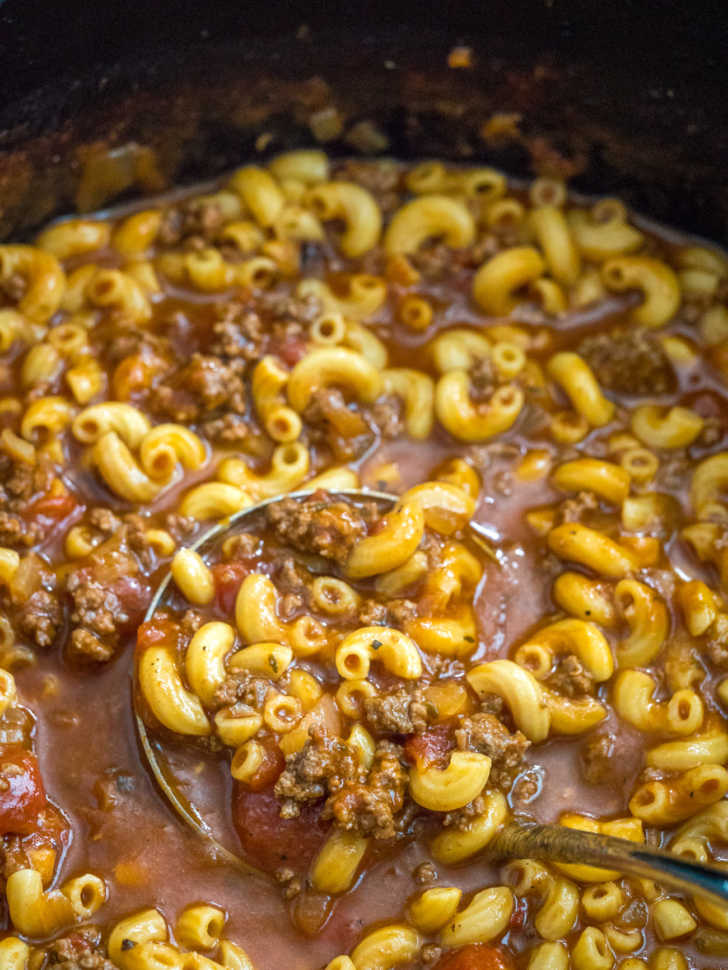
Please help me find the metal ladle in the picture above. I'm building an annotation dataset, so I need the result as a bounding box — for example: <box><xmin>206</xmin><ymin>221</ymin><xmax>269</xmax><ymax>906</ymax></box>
<box><xmin>133</xmin><ymin>489</ymin><xmax>728</xmax><ymax>908</ymax></box>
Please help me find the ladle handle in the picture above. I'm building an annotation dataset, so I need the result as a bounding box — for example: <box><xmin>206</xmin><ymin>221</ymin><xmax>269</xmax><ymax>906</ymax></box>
<box><xmin>493</xmin><ymin>822</ymin><xmax>728</xmax><ymax>908</ymax></box>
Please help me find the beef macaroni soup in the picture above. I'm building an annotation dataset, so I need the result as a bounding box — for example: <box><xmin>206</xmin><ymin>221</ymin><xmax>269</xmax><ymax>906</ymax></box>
<box><xmin>1</xmin><ymin>153</ymin><xmax>728</xmax><ymax>969</ymax></box>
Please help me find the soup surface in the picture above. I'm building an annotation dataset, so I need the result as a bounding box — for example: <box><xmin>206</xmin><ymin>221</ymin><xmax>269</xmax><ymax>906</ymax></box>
<box><xmin>1</xmin><ymin>153</ymin><xmax>728</xmax><ymax>970</ymax></box>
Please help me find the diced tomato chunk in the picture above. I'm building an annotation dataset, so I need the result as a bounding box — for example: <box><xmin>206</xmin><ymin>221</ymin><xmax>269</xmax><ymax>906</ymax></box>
<box><xmin>0</xmin><ymin>746</ymin><xmax>47</xmax><ymax>835</ymax></box>
<box><xmin>113</xmin><ymin>575</ymin><xmax>152</xmax><ymax>627</ymax></box>
<box><xmin>270</xmin><ymin>333</ymin><xmax>307</xmax><ymax>367</ymax></box>
<box><xmin>137</xmin><ymin>618</ymin><xmax>179</xmax><ymax>652</ymax></box>
<box><xmin>433</xmin><ymin>944</ymin><xmax>516</xmax><ymax>970</ymax></box>
<box><xmin>232</xmin><ymin>785</ymin><xmax>330</xmax><ymax>875</ymax></box>
<box><xmin>403</xmin><ymin>723</ymin><xmax>455</xmax><ymax>769</ymax></box>
<box><xmin>25</xmin><ymin>491</ymin><xmax>77</xmax><ymax>526</ymax></box>
<box><xmin>212</xmin><ymin>561</ymin><xmax>252</xmax><ymax>615</ymax></box>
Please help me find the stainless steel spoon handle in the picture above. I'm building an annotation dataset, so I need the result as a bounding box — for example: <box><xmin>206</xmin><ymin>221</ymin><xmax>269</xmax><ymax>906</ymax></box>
<box><xmin>493</xmin><ymin>822</ymin><xmax>728</xmax><ymax>907</ymax></box>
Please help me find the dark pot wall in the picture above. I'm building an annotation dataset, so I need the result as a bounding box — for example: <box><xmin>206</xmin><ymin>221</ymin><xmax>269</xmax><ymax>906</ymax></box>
<box><xmin>0</xmin><ymin>0</ymin><xmax>726</xmax><ymax>241</ymax></box>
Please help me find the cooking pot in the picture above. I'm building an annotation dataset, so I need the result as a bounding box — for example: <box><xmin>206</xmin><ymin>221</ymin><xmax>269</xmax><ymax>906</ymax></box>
<box><xmin>0</xmin><ymin>0</ymin><xmax>726</xmax><ymax>243</ymax></box>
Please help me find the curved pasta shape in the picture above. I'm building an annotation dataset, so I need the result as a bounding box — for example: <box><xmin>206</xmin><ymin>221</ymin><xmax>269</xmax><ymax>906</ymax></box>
<box><xmin>631</xmin><ymin>404</ymin><xmax>704</xmax><ymax>450</ymax></box>
<box><xmin>529</xmin><ymin>205</ymin><xmax>581</xmax><ymax>285</ymax></box>
<box><xmin>405</xmin><ymin>609</ymin><xmax>477</xmax><ymax>658</ymax></box>
<box><xmin>138</xmin><ymin>646</ymin><xmax>211</xmax><ymax>736</ymax></box>
<box><xmin>178</xmin><ymin>483</ymin><xmax>252</xmax><ymax>521</ymax></box>
<box><xmin>0</xmin><ymin>245</ymin><xmax>66</xmax><ymax>323</ymax></box>
<box><xmin>543</xmin><ymin>688</ymin><xmax>607</xmax><ymax>735</ymax></box>
<box><xmin>602</xmin><ymin>256</ymin><xmax>681</xmax><ymax>328</ymax></box>
<box><xmin>37</xmin><ymin>218</ymin><xmax>111</xmax><ymax>259</ymax></box>
<box><xmin>235</xmin><ymin>573</ymin><xmax>285</xmax><ymax>643</ymax></box>
<box><xmin>269</xmin><ymin>149</ymin><xmax>329</xmax><ymax>185</ymax></box>
<box><xmin>554</xmin><ymin>576</ymin><xmax>615</xmax><ymax>630</ymax></box>
<box><xmin>546</xmin><ymin>352</ymin><xmax>615</xmax><ymax>427</ymax></box>
<box><xmin>73</xmin><ymin>402</ymin><xmax>151</xmax><ymax>448</ymax></box>
<box><xmin>218</xmin><ymin>443</ymin><xmax>309</xmax><ymax>499</ymax></box>
<box><xmin>345</xmin><ymin>501</ymin><xmax>425</xmax><ymax>579</ymax></box>
<box><xmin>20</xmin><ymin>396</ymin><xmax>76</xmax><ymax>442</ymax></box>
<box><xmin>678</xmin><ymin>579</ymin><xmax>718</xmax><ymax>636</ymax></box>
<box><xmin>310</xmin><ymin>828</ymin><xmax>369</xmax><ymax>894</ymax></box>
<box><xmin>551</xmin><ymin>458</ymin><xmax>630</xmax><ymax>505</ymax></box>
<box><xmin>613</xmin><ymin>669</ymin><xmax>703</xmax><ymax>736</ymax></box>
<box><xmin>429</xmin><ymin>327</ymin><xmax>492</xmax><ymax>373</ymax></box>
<box><xmin>691</xmin><ymin>452</ymin><xmax>728</xmax><ymax>518</ymax></box>
<box><xmin>297</xmin><ymin>276</ymin><xmax>387</xmax><ymax>321</ymax></box>
<box><xmin>229</xmin><ymin>165</ymin><xmax>285</xmax><ymax>227</ymax></box>
<box><xmin>381</xmin><ymin>368</ymin><xmax>435</xmax><ymax>439</ymax></box>
<box><xmin>400</xmin><ymin>481</ymin><xmax>475</xmax><ymax>534</ymax></box>
<box><xmin>0</xmin><ymin>938</ymin><xmax>30</xmax><ymax>970</ymax></box>
<box><xmin>435</xmin><ymin>370</ymin><xmax>524</xmax><ymax>442</ymax></box>
<box><xmin>108</xmin><ymin>908</ymin><xmax>169</xmax><ymax>965</ymax></box>
<box><xmin>86</xmin><ymin>268</ymin><xmax>152</xmax><ymax>323</ymax></box>
<box><xmin>185</xmin><ymin>621</ymin><xmax>236</xmax><ymax>705</ymax></box>
<box><xmin>112</xmin><ymin>209</ymin><xmax>163</xmax><ymax>256</ymax></box>
<box><xmin>6</xmin><ymin>868</ymin><xmax>73</xmax><ymax>938</ymax></box>
<box><xmin>408</xmin><ymin>887</ymin><xmax>462</xmax><ymax>934</ymax></box>
<box><xmin>384</xmin><ymin>195</ymin><xmax>475</xmax><ymax>256</ymax></box>
<box><xmin>305</xmin><ymin>182</ymin><xmax>382</xmax><ymax>257</ymax></box>
<box><xmin>614</xmin><ymin>578</ymin><xmax>669</xmax><ymax>667</ymax></box>
<box><xmin>139</xmin><ymin>424</ymin><xmax>208</xmax><ymax>479</ymax></box>
<box><xmin>350</xmin><ymin>925</ymin><xmax>420</xmax><ymax>970</ymax></box>
<box><xmin>566</xmin><ymin>208</ymin><xmax>644</xmax><ymax>261</ymax></box>
<box><xmin>630</xmin><ymin>764</ymin><xmax>728</xmax><ymax>824</ymax></box>
<box><xmin>472</xmin><ymin>246</ymin><xmax>545</xmax><ymax>315</ymax></box>
<box><xmin>91</xmin><ymin>431</ymin><xmax>163</xmax><ymax>503</ymax></box>
<box><xmin>467</xmin><ymin>659</ymin><xmax>550</xmax><ymax>742</ymax></box>
<box><xmin>409</xmin><ymin>750</ymin><xmax>491</xmax><ymax>811</ymax></box>
<box><xmin>647</xmin><ymin>726</ymin><xmax>728</xmax><ymax>771</ymax></box>
<box><xmin>287</xmin><ymin>347</ymin><xmax>382</xmax><ymax>412</ymax></box>
<box><xmin>228</xmin><ymin>642</ymin><xmax>293</xmax><ymax>679</ymax></box>
<box><xmin>335</xmin><ymin>626</ymin><xmax>422</xmax><ymax>680</ymax></box>
<box><xmin>430</xmin><ymin>790</ymin><xmax>508</xmax><ymax>863</ymax></box>
<box><xmin>515</xmin><ymin>618</ymin><xmax>614</xmax><ymax>682</ymax></box>
<box><xmin>439</xmin><ymin>886</ymin><xmax>514</xmax><ymax>946</ymax></box>
<box><xmin>548</xmin><ymin>523</ymin><xmax>639</xmax><ymax>579</ymax></box>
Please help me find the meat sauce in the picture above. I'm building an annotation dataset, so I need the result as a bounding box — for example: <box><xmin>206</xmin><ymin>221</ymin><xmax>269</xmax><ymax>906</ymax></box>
<box><xmin>0</xmin><ymin>154</ymin><xmax>727</xmax><ymax>968</ymax></box>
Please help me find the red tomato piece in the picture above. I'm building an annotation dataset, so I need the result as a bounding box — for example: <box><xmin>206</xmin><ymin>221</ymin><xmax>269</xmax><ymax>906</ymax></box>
<box><xmin>403</xmin><ymin>723</ymin><xmax>455</xmax><ymax>769</ymax></box>
<box><xmin>232</xmin><ymin>785</ymin><xmax>330</xmax><ymax>875</ymax></box>
<box><xmin>113</xmin><ymin>574</ymin><xmax>152</xmax><ymax>628</ymax></box>
<box><xmin>270</xmin><ymin>333</ymin><xmax>307</xmax><ymax>367</ymax></box>
<box><xmin>433</xmin><ymin>944</ymin><xmax>516</xmax><ymax>970</ymax></box>
<box><xmin>137</xmin><ymin>618</ymin><xmax>179</xmax><ymax>652</ymax></box>
<box><xmin>0</xmin><ymin>746</ymin><xmax>47</xmax><ymax>835</ymax></box>
<box><xmin>25</xmin><ymin>491</ymin><xmax>77</xmax><ymax>525</ymax></box>
<box><xmin>212</xmin><ymin>561</ymin><xmax>252</xmax><ymax>615</ymax></box>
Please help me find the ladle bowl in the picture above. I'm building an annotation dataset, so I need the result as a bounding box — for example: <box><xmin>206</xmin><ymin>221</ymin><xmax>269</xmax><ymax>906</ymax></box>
<box><xmin>133</xmin><ymin>488</ymin><xmax>728</xmax><ymax>908</ymax></box>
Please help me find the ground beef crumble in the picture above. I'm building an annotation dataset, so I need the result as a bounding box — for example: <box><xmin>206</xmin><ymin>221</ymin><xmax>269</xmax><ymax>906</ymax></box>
<box><xmin>274</xmin><ymin>731</ymin><xmax>361</xmax><ymax>818</ymax></box>
<box><xmin>455</xmin><ymin>712</ymin><xmax>530</xmax><ymax>791</ymax></box>
<box><xmin>546</xmin><ymin>653</ymin><xmax>595</xmax><ymax>698</ymax></box>
<box><xmin>17</xmin><ymin>590</ymin><xmax>62</xmax><ymax>648</ymax></box>
<box><xmin>274</xmin><ymin>732</ymin><xmax>410</xmax><ymax>840</ymax></box>
<box><xmin>577</xmin><ymin>328</ymin><xmax>675</xmax><ymax>395</ymax></box>
<box><xmin>41</xmin><ymin>928</ymin><xmax>115</xmax><ymax>970</ymax></box>
<box><xmin>580</xmin><ymin>730</ymin><xmax>616</xmax><ymax>785</ymax></box>
<box><xmin>364</xmin><ymin>685</ymin><xmax>436</xmax><ymax>736</ymax></box>
<box><xmin>150</xmin><ymin>353</ymin><xmax>246</xmax><ymax>422</ymax></box>
<box><xmin>326</xmin><ymin>740</ymin><xmax>409</xmax><ymax>840</ymax></box>
<box><xmin>65</xmin><ymin>548</ymin><xmax>149</xmax><ymax>662</ymax></box>
<box><xmin>0</xmin><ymin>453</ymin><xmax>56</xmax><ymax>547</ymax></box>
<box><xmin>266</xmin><ymin>492</ymin><xmax>378</xmax><ymax>567</ymax></box>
